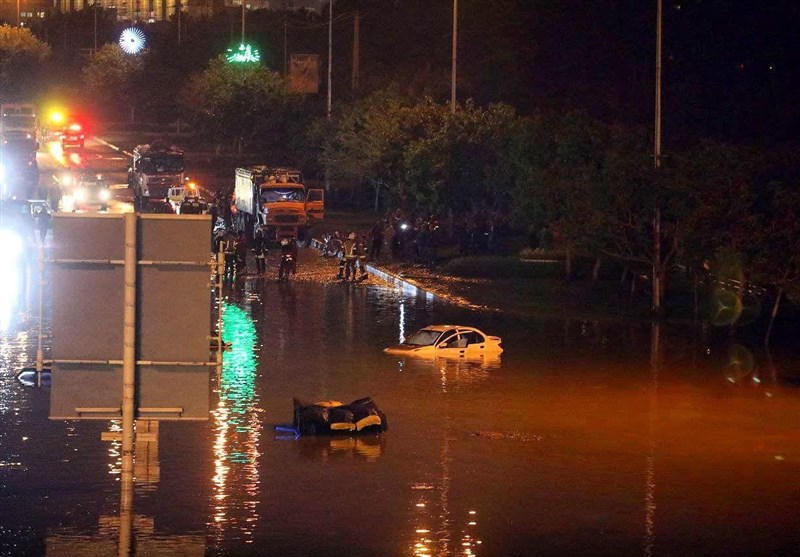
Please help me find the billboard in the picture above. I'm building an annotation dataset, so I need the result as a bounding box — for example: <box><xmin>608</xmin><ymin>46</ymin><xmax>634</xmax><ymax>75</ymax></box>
<box><xmin>288</xmin><ymin>54</ymin><xmax>320</xmax><ymax>94</ymax></box>
<box><xmin>49</xmin><ymin>213</ymin><xmax>213</xmax><ymax>421</ymax></box>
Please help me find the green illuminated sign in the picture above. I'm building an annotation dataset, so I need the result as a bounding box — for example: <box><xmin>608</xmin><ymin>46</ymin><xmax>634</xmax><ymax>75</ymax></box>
<box><xmin>226</xmin><ymin>43</ymin><xmax>261</xmax><ymax>64</ymax></box>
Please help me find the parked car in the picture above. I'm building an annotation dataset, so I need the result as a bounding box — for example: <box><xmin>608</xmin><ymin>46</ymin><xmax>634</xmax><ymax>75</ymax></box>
<box><xmin>384</xmin><ymin>325</ymin><xmax>503</xmax><ymax>360</ymax></box>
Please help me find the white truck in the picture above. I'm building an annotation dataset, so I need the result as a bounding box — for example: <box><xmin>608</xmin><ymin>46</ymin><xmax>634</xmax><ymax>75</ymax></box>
<box><xmin>0</xmin><ymin>103</ymin><xmax>37</xmax><ymax>142</ymax></box>
<box><xmin>128</xmin><ymin>143</ymin><xmax>186</xmax><ymax>210</ymax></box>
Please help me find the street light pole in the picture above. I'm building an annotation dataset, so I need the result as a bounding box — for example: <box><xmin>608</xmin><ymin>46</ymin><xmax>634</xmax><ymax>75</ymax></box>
<box><xmin>652</xmin><ymin>0</ymin><xmax>664</xmax><ymax>313</ymax></box>
<box><xmin>327</xmin><ymin>0</ymin><xmax>332</xmax><ymax>119</ymax></box>
<box><xmin>93</xmin><ymin>1</ymin><xmax>97</xmax><ymax>54</ymax></box>
<box><xmin>450</xmin><ymin>0</ymin><xmax>458</xmax><ymax>113</ymax></box>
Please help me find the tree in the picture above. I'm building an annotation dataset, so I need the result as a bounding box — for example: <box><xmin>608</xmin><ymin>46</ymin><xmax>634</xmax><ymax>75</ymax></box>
<box><xmin>82</xmin><ymin>44</ymin><xmax>143</xmax><ymax>122</ymax></box>
<box><xmin>514</xmin><ymin>111</ymin><xmax>607</xmax><ymax>279</ymax></box>
<box><xmin>0</xmin><ymin>25</ymin><xmax>51</xmax><ymax>100</ymax></box>
<box><xmin>180</xmin><ymin>56</ymin><xmax>296</xmax><ymax>155</ymax></box>
<box><xmin>320</xmin><ymin>88</ymin><xmax>409</xmax><ymax>210</ymax></box>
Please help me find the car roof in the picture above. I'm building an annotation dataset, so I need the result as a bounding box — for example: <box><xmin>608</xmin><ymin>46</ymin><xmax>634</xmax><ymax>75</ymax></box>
<box><xmin>419</xmin><ymin>325</ymin><xmax>479</xmax><ymax>333</ymax></box>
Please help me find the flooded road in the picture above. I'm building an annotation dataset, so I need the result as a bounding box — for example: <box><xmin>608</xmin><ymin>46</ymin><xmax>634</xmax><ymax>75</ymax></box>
<box><xmin>2</xmin><ymin>254</ymin><xmax>800</xmax><ymax>556</ymax></box>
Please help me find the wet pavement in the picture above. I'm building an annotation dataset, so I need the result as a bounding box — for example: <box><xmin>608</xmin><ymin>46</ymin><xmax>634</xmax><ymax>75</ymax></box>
<box><xmin>1</xmin><ymin>247</ymin><xmax>800</xmax><ymax>556</ymax></box>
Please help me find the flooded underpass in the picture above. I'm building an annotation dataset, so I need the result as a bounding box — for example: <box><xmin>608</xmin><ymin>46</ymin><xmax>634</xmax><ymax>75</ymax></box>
<box><xmin>2</xmin><ymin>250</ymin><xmax>800</xmax><ymax>556</ymax></box>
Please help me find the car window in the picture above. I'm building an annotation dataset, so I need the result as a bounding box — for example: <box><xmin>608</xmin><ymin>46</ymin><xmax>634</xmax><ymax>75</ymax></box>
<box><xmin>404</xmin><ymin>329</ymin><xmax>441</xmax><ymax>347</ymax></box>
<box><xmin>463</xmin><ymin>331</ymin><xmax>485</xmax><ymax>345</ymax></box>
<box><xmin>439</xmin><ymin>333</ymin><xmax>463</xmax><ymax>348</ymax></box>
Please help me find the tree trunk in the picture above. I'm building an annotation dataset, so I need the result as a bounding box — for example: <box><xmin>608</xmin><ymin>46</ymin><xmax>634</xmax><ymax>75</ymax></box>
<box><xmin>592</xmin><ymin>256</ymin><xmax>602</xmax><ymax>283</ymax></box>
<box><xmin>129</xmin><ymin>105</ymin><xmax>135</xmax><ymax>124</ymax></box>
<box><xmin>620</xmin><ymin>266</ymin><xmax>628</xmax><ymax>286</ymax></box>
<box><xmin>373</xmin><ymin>182</ymin><xmax>380</xmax><ymax>214</ymax></box>
<box><xmin>765</xmin><ymin>287</ymin><xmax>784</xmax><ymax>347</ymax></box>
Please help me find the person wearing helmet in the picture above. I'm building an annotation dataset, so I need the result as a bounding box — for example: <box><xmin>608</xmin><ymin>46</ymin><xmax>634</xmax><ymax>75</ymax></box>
<box><xmin>253</xmin><ymin>226</ymin><xmax>268</xmax><ymax>275</ymax></box>
<box><xmin>278</xmin><ymin>238</ymin><xmax>293</xmax><ymax>281</ymax></box>
<box><xmin>341</xmin><ymin>232</ymin><xmax>358</xmax><ymax>281</ymax></box>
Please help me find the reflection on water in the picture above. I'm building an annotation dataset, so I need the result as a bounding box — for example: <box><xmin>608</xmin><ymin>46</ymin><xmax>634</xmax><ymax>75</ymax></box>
<box><xmin>210</xmin><ymin>301</ymin><xmax>262</xmax><ymax>545</ymax></box>
<box><xmin>4</xmin><ymin>258</ymin><xmax>800</xmax><ymax>556</ymax></box>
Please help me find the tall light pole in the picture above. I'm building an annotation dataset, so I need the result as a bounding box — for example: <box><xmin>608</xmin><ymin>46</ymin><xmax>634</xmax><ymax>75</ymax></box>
<box><xmin>93</xmin><ymin>1</ymin><xmax>97</xmax><ymax>54</ymax></box>
<box><xmin>241</xmin><ymin>0</ymin><xmax>245</xmax><ymax>44</ymax></box>
<box><xmin>654</xmin><ymin>0</ymin><xmax>662</xmax><ymax>170</ymax></box>
<box><xmin>450</xmin><ymin>0</ymin><xmax>458</xmax><ymax>113</ymax></box>
<box><xmin>327</xmin><ymin>0</ymin><xmax>333</xmax><ymax>119</ymax></box>
<box><xmin>652</xmin><ymin>0</ymin><xmax>664</xmax><ymax>313</ymax></box>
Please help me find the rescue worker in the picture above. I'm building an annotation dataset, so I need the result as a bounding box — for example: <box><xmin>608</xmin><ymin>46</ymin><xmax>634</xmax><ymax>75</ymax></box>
<box><xmin>222</xmin><ymin>230</ymin><xmax>237</xmax><ymax>280</ymax></box>
<box><xmin>253</xmin><ymin>226</ymin><xmax>268</xmax><ymax>275</ymax></box>
<box><xmin>278</xmin><ymin>238</ymin><xmax>294</xmax><ymax>281</ymax></box>
<box><xmin>341</xmin><ymin>232</ymin><xmax>358</xmax><ymax>281</ymax></box>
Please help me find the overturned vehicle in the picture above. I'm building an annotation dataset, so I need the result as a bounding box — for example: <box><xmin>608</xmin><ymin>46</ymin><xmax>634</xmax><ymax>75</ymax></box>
<box><xmin>292</xmin><ymin>397</ymin><xmax>387</xmax><ymax>436</ymax></box>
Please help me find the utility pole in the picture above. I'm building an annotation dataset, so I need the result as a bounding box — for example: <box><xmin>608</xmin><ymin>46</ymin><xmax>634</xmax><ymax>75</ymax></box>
<box><xmin>325</xmin><ymin>0</ymin><xmax>333</xmax><ymax>192</ymax></box>
<box><xmin>327</xmin><ymin>0</ymin><xmax>333</xmax><ymax>119</ymax></box>
<box><xmin>451</xmin><ymin>0</ymin><xmax>458</xmax><ymax>113</ymax></box>
<box><xmin>652</xmin><ymin>0</ymin><xmax>663</xmax><ymax>314</ymax></box>
<box><xmin>93</xmin><ymin>1</ymin><xmax>97</xmax><ymax>54</ymax></box>
<box><xmin>283</xmin><ymin>20</ymin><xmax>287</xmax><ymax>76</ymax></box>
<box><xmin>352</xmin><ymin>11</ymin><xmax>360</xmax><ymax>91</ymax></box>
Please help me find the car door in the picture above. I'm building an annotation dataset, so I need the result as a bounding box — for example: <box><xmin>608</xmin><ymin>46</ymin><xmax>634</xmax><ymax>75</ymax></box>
<box><xmin>463</xmin><ymin>330</ymin><xmax>488</xmax><ymax>357</ymax></box>
<box><xmin>436</xmin><ymin>329</ymin><xmax>467</xmax><ymax>358</ymax></box>
<box><xmin>305</xmin><ymin>189</ymin><xmax>324</xmax><ymax>220</ymax></box>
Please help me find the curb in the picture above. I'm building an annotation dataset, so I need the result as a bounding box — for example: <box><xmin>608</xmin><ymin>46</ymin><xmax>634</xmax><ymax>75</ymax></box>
<box><xmin>310</xmin><ymin>238</ymin><xmax>435</xmax><ymax>300</ymax></box>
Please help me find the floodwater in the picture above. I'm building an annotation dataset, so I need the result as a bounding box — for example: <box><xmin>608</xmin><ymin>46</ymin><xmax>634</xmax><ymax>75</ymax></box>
<box><xmin>2</xmin><ymin>250</ymin><xmax>800</xmax><ymax>557</ymax></box>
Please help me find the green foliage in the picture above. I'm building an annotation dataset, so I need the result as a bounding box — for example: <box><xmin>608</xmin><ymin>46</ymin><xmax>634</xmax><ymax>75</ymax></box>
<box><xmin>179</xmin><ymin>56</ymin><xmax>298</xmax><ymax>154</ymax></box>
<box><xmin>82</xmin><ymin>44</ymin><xmax>143</xmax><ymax>120</ymax></box>
<box><xmin>321</xmin><ymin>94</ymin><xmax>526</xmax><ymax>213</ymax></box>
<box><xmin>0</xmin><ymin>25</ymin><xmax>51</xmax><ymax>100</ymax></box>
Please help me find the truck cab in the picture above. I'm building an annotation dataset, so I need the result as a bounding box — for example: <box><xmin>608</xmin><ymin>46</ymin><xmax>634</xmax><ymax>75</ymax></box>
<box><xmin>128</xmin><ymin>143</ymin><xmax>185</xmax><ymax>210</ymax></box>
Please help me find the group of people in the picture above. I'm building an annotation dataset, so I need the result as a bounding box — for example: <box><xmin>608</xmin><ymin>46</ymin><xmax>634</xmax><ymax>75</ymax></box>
<box><xmin>335</xmin><ymin>232</ymin><xmax>370</xmax><ymax>282</ymax></box>
<box><xmin>213</xmin><ymin>224</ymin><xmax>299</xmax><ymax>280</ymax></box>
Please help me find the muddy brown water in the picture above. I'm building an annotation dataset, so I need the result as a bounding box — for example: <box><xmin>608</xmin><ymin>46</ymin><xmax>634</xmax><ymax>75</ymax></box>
<box><xmin>1</xmin><ymin>250</ymin><xmax>799</xmax><ymax>556</ymax></box>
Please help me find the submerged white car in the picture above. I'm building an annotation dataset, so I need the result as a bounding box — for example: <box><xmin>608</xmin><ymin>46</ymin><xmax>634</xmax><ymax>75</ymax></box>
<box><xmin>384</xmin><ymin>325</ymin><xmax>503</xmax><ymax>360</ymax></box>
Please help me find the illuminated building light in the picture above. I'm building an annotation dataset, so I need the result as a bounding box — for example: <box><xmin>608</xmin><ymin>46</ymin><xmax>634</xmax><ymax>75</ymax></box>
<box><xmin>226</xmin><ymin>43</ymin><xmax>261</xmax><ymax>64</ymax></box>
<box><xmin>468</xmin><ymin>521</ymin><xmax>476</xmax><ymax>525</ymax></box>
<box><xmin>416</xmin><ymin>503</ymin><xmax>426</xmax><ymax>507</ymax></box>
<box><xmin>119</xmin><ymin>27</ymin><xmax>146</xmax><ymax>54</ymax></box>
<box><xmin>415</xmin><ymin>529</ymin><xmax>430</xmax><ymax>534</ymax></box>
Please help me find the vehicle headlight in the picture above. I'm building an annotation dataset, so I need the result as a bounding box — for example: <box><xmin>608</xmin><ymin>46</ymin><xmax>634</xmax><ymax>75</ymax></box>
<box><xmin>73</xmin><ymin>188</ymin><xmax>86</xmax><ymax>201</ymax></box>
<box><xmin>99</xmin><ymin>189</ymin><xmax>111</xmax><ymax>201</ymax></box>
<box><xmin>0</xmin><ymin>229</ymin><xmax>23</xmax><ymax>259</ymax></box>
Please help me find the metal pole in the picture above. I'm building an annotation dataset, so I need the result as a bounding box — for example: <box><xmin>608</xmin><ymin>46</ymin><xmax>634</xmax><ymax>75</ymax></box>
<box><xmin>120</xmin><ymin>213</ymin><xmax>137</xmax><ymax>543</ymax></box>
<box><xmin>93</xmin><ymin>1</ymin><xmax>97</xmax><ymax>54</ymax></box>
<box><xmin>36</xmin><ymin>245</ymin><xmax>44</xmax><ymax>373</ymax></box>
<box><xmin>352</xmin><ymin>11</ymin><xmax>360</xmax><ymax>91</ymax></box>
<box><xmin>216</xmin><ymin>252</ymin><xmax>224</xmax><ymax>367</ymax></box>
<box><xmin>177</xmin><ymin>0</ymin><xmax>181</xmax><ymax>45</ymax></box>
<box><xmin>241</xmin><ymin>0</ymin><xmax>245</xmax><ymax>44</ymax></box>
<box><xmin>451</xmin><ymin>0</ymin><xmax>458</xmax><ymax>113</ymax></box>
<box><xmin>654</xmin><ymin>0</ymin><xmax>662</xmax><ymax>170</ymax></box>
<box><xmin>284</xmin><ymin>20</ymin><xmax>287</xmax><ymax>76</ymax></box>
<box><xmin>652</xmin><ymin>0</ymin><xmax>663</xmax><ymax>313</ymax></box>
<box><xmin>327</xmin><ymin>0</ymin><xmax>333</xmax><ymax>119</ymax></box>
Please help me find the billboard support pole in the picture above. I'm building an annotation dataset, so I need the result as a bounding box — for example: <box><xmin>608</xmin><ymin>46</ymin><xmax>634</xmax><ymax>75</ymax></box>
<box><xmin>120</xmin><ymin>212</ymin><xmax>137</xmax><ymax>547</ymax></box>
